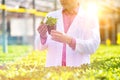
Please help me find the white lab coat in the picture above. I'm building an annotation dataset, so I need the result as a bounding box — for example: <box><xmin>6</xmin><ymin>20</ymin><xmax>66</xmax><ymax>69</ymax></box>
<box><xmin>35</xmin><ymin>7</ymin><xmax>100</xmax><ymax>67</ymax></box>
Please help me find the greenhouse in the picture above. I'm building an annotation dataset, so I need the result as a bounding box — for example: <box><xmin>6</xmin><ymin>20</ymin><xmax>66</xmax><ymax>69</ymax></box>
<box><xmin>0</xmin><ymin>0</ymin><xmax>120</xmax><ymax>80</ymax></box>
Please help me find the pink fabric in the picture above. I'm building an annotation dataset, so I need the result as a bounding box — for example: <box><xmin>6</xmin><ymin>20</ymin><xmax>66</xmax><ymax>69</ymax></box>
<box><xmin>62</xmin><ymin>43</ymin><xmax>66</xmax><ymax>66</ymax></box>
<box><xmin>62</xmin><ymin>11</ymin><xmax>77</xmax><ymax>66</ymax></box>
<box><xmin>63</xmin><ymin>14</ymin><xmax>75</xmax><ymax>33</ymax></box>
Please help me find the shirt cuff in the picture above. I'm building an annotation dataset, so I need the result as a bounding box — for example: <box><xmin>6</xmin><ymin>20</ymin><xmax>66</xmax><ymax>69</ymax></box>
<box><xmin>40</xmin><ymin>35</ymin><xmax>47</xmax><ymax>45</ymax></box>
<box><xmin>68</xmin><ymin>38</ymin><xmax>76</xmax><ymax>50</ymax></box>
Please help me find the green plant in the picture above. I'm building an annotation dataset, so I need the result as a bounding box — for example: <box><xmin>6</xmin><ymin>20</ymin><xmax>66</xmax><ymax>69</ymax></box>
<box><xmin>0</xmin><ymin>45</ymin><xmax>120</xmax><ymax>80</ymax></box>
<box><xmin>45</xmin><ymin>17</ymin><xmax>57</xmax><ymax>26</ymax></box>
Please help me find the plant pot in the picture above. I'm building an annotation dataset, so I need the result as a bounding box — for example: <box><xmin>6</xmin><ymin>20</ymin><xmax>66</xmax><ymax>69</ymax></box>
<box><xmin>47</xmin><ymin>25</ymin><xmax>56</xmax><ymax>34</ymax></box>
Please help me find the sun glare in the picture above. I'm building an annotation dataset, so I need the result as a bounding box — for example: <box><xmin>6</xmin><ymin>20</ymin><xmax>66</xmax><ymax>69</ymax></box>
<box><xmin>86</xmin><ymin>2</ymin><xmax>99</xmax><ymax>16</ymax></box>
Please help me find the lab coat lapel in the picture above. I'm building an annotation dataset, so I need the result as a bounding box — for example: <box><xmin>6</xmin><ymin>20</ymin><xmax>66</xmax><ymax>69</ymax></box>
<box><xmin>67</xmin><ymin>7</ymin><xmax>85</xmax><ymax>35</ymax></box>
<box><xmin>57</xmin><ymin>9</ymin><xmax>79</xmax><ymax>34</ymax></box>
<box><xmin>56</xmin><ymin>9</ymin><xmax>64</xmax><ymax>33</ymax></box>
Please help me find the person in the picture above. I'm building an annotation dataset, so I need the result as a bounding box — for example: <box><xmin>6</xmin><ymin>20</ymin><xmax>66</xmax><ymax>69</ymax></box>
<box><xmin>35</xmin><ymin>0</ymin><xmax>100</xmax><ymax>67</ymax></box>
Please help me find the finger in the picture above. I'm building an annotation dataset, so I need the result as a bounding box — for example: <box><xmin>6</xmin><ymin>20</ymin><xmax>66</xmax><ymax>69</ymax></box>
<box><xmin>51</xmin><ymin>34</ymin><xmax>60</xmax><ymax>40</ymax></box>
<box><xmin>39</xmin><ymin>25</ymin><xmax>47</xmax><ymax>32</ymax></box>
<box><xmin>53</xmin><ymin>30</ymin><xmax>62</xmax><ymax>34</ymax></box>
<box><xmin>51</xmin><ymin>31</ymin><xmax>62</xmax><ymax>37</ymax></box>
<box><xmin>51</xmin><ymin>30</ymin><xmax>62</xmax><ymax>35</ymax></box>
<box><xmin>51</xmin><ymin>37</ymin><xmax>62</xmax><ymax>43</ymax></box>
<box><xmin>38</xmin><ymin>28</ymin><xmax>47</xmax><ymax>35</ymax></box>
<box><xmin>41</xmin><ymin>26</ymin><xmax>47</xmax><ymax>32</ymax></box>
<box><xmin>51</xmin><ymin>32</ymin><xmax>58</xmax><ymax>37</ymax></box>
<box><xmin>37</xmin><ymin>25</ymin><xmax>43</xmax><ymax>33</ymax></box>
<box><xmin>42</xmin><ymin>24</ymin><xmax>47</xmax><ymax>28</ymax></box>
<box><xmin>39</xmin><ymin>25</ymin><xmax>45</xmax><ymax>31</ymax></box>
<box><xmin>51</xmin><ymin>34</ymin><xmax>60</xmax><ymax>41</ymax></box>
<box><xmin>51</xmin><ymin>29</ymin><xmax>56</xmax><ymax>31</ymax></box>
<box><xmin>40</xmin><ymin>30</ymin><xmax>47</xmax><ymax>35</ymax></box>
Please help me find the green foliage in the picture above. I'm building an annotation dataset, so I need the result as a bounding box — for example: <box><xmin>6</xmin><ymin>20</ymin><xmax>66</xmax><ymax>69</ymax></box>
<box><xmin>0</xmin><ymin>45</ymin><xmax>120</xmax><ymax>80</ymax></box>
<box><xmin>0</xmin><ymin>45</ymin><xmax>32</xmax><ymax>64</ymax></box>
<box><xmin>45</xmin><ymin>17</ymin><xmax>57</xmax><ymax>26</ymax></box>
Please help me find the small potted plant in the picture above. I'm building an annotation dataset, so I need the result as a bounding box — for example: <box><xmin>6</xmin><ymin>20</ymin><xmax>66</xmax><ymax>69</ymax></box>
<box><xmin>45</xmin><ymin>17</ymin><xmax>57</xmax><ymax>34</ymax></box>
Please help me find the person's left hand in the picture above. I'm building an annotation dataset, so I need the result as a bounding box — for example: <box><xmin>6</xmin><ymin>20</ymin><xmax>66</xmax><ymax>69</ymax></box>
<box><xmin>51</xmin><ymin>30</ymin><xmax>72</xmax><ymax>44</ymax></box>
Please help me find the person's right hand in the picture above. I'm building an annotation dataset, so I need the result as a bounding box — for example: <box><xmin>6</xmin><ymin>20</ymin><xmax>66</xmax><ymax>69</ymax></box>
<box><xmin>37</xmin><ymin>24</ymin><xmax>47</xmax><ymax>37</ymax></box>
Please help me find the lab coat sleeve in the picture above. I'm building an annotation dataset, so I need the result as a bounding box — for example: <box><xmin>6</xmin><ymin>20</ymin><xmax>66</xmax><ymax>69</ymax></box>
<box><xmin>75</xmin><ymin>15</ymin><xmax>101</xmax><ymax>54</ymax></box>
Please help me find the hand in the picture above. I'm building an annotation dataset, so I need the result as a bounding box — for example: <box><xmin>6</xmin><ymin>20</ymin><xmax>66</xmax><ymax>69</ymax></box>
<box><xmin>37</xmin><ymin>24</ymin><xmax>47</xmax><ymax>37</ymax></box>
<box><xmin>51</xmin><ymin>30</ymin><xmax>72</xmax><ymax>44</ymax></box>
